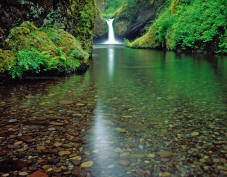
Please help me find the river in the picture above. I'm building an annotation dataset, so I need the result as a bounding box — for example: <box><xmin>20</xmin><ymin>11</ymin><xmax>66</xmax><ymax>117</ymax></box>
<box><xmin>0</xmin><ymin>45</ymin><xmax>226</xmax><ymax>176</ymax></box>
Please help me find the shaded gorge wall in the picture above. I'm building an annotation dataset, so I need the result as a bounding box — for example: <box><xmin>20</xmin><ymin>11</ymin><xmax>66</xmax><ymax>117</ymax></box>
<box><xmin>0</xmin><ymin>0</ymin><xmax>96</xmax><ymax>53</ymax></box>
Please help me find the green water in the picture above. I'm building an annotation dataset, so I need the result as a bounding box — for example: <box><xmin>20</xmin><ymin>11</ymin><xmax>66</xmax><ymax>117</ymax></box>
<box><xmin>0</xmin><ymin>45</ymin><xmax>226</xmax><ymax>176</ymax></box>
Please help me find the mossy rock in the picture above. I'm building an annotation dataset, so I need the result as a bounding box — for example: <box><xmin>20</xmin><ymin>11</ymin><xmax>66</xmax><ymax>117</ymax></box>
<box><xmin>7</xmin><ymin>22</ymin><xmax>58</xmax><ymax>57</ymax></box>
<box><xmin>40</xmin><ymin>28</ymin><xmax>86</xmax><ymax>57</ymax></box>
<box><xmin>0</xmin><ymin>49</ymin><xmax>16</xmax><ymax>73</ymax></box>
<box><xmin>40</xmin><ymin>28</ymin><xmax>89</xmax><ymax>63</ymax></box>
<box><xmin>94</xmin><ymin>8</ymin><xmax>108</xmax><ymax>39</ymax></box>
<box><xmin>1</xmin><ymin>21</ymin><xmax>90</xmax><ymax>79</ymax></box>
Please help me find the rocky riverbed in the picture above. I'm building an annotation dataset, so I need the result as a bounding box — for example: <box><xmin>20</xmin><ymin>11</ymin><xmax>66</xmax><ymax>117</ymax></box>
<box><xmin>0</xmin><ymin>46</ymin><xmax>227</xmax><ymax>177</ymax></box>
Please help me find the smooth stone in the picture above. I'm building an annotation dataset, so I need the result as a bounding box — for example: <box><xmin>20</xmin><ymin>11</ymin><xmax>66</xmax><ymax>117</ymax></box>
<box><xmin>53</xmin><ymin>168</ymin><xmax>62</xmax><ymax>173</ymax></box>
<box><xmin>70</xmin><ymin>156</ymin><xmax>82</xmax><ymax>161</ymax></box>
<box><xmin>19</xmin><ymin>172</ymin><xmax>28</xmax><ymax>176</ymax></box>
<box><xmin>115</xmin><ymin>128</ymin><xmax>127</xmax><ymax>133</ymax></box>
<box><xmin>50</xmin><ymin>122</ymin><xmax>64</xmax><ymax>126</ymax></box>
<box><xmin>48</xmin><ymin>128</ymin><xmax>56</xmax><ymax>131</ymax></box>
<box><xmin>120</xmin><ymin>160</ymin><xmax>130</xmax><ymax>166</ymax></box>
<box><xmin>58</xmin><ymin>151</ymin><xmax>71</xmax><ymax>156</ymax></box>
<box><xmin>28</xmin><ymin>171</ymin><xmax>48</xmax><ymax>177</ymax></box>
<box><xmin>14</xmin><ymin>141</ymin><xmax>23</xmax><ymax>146</ymax></box>
<box><xmin>72</xmin><ymin>160</ymin><xmax>81</xmax><ymax>166</ymax></box>
<box><xmin>80</xmin><ymin>161</ymin><xmax>93</xmax><ymax>168</ymax></box>
<box><xmin>191</xmin><ymin>132</ymin><xmax>199</xmax><ymax>136</ymax></box>
<box><xmin>159</xmin><ymin>172</ymin><xmax>171</xmax><ymax>177</ymax></box>
<box><xmin>37</xmin><ymin>146</ymin><xmax>46</xmax><ymax>151</ymax></box>
<box><xmin>59</xmin><ymin>100</ymin><xmax>74</xmax><ymax>105</ymax></box>
<box><xmin>108</xmin><ymin>165</ymin><xmax>114</xmax><ymax>168</ymax></box>
<box><xmin>54</xmin><ymin>142</ymin><xmax>62</xmax><ymax>147</ymax></box>
<box><xmin>76</xmin><ymin>103</ymin><xmax>85</xmax><ymax>106</ymax></box>
<box><xmin>157</xmin><ymin>151</ymin><xmax>174</xmax><ymax>158</ymax></box>
<box><xmin>8</xmin><ymin>119</ymin><xmax>17</xmax><ymax>123</ymax></box>
<box><xmin>147</xmin><ymin>153</ymin><xmax>156</xmax><ymax>158</ymax></box>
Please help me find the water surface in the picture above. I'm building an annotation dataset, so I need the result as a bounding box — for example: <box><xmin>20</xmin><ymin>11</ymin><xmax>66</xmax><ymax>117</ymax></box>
<box><xmin>0</xmin><ymin>45</ymin><xmax>226</xmax><ymax>176</ymax></box>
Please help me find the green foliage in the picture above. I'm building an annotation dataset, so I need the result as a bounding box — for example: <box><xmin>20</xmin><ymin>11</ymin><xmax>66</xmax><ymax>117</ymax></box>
<box><xmin>69</xmin><ymin>0</ymin><xmax>96</xmax><ymax>53</ymax></box>
<box><xmin>70</xmin><ymin>48</ymin><xmax>89</xmax><ymax>61</ymax></box>
<box><xmin>45</xmin><ymin>30</ymin><xmax>60</xmax><ymax>45</ymax></box>
<box><xmin>130</xmin><ymin>0</ymin><xmax>227</xmax><ymax>54</ymax></box>
<box><xmin>104</xmin><ymin>0</ymin><xmax>125</xmax><ymax>17</ymax></box>
<box><xmin>43</xmin><ymin>10</ymin><xmax>55</xmax><ymax>27</ymax></box>
<box><xmin>56</xmin><ymin>48</ymin><xmax>86</xmax><ymax>72</ymax></box>
<box><xmin>124</xmin><ymin>38</ymin><xmax>131</xmax><ymax>47</ymax></box>
<box><xmin>8</xmin><ymin>49</ymin><xmax>57</xmax><ymax>79</ymax></box>
<box><xmin>7</xmin><ymin>47</ymin><xmax>85</xmax><ymax>79</ymax></box>
<box><xmin>13</xmin><ymin>18</ymin><xmax>22</xmax><ymax>27</ymax></box>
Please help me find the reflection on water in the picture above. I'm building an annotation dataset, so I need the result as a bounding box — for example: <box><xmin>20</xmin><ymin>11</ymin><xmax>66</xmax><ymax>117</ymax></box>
<box><xmin>0</xmin><ymin>45</ymin><xmax>226</xmax><ymax>176</ymax></box>
<box><xmin>108</xmin><ymin>47</ymin><xmax>114</xmax><ymax>80</ymax></box>
<box><xmin>84</xmin><ymin>45</ymin><xmax>227</xmax><ymax>177</ymax></box>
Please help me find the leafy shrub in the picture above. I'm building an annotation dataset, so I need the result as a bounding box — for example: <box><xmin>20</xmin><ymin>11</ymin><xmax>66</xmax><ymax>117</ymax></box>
<box><xmin>56</xmin><ymin>48</ymin><xmax>86</xmax><ymax>72</ymax></box>
<box><xmin>8</xmin><ymin>49</ymin><xmax>57</xmax><ymax>79</ymax></box>
<box><xmin>130</xmin><ymin>0</ymin><xmax>227</xmax><ymax>53</ymax></box>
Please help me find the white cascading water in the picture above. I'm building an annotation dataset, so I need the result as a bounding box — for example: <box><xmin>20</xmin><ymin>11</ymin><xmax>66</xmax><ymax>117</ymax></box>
<box><xmin>104</xmin><ymin>19</ymin><xmax>121</xmax><ymax>44</ymax></box>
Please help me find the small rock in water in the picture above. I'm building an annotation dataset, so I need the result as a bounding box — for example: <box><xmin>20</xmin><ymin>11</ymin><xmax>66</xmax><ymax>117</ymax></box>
<box><xmin>76</xmin><ymin>103</ymin><xmax>85</xmax><ymax>106</ymax></box>
<box><xmin>19</xmin><ymin>172</ymin><xmax>28</xmax><ymax>176</ymax></box>
<box><xmin>80</xmin><ymin>161</ymin><xmax>93</xmax><ymax>168</ymax></box>
<box><xmin>120</xmin><ymin>160</ymin><xmax>130</xmax><ymax>166</ymax></box>
<box><xmin>148</xmin><ymin>154</ymin><xmax>155</xmax><ymax>158</ymax></box>
<box><xmin>70</xmin><ymin>156</ymin><xmax>82</xmax><ymax>161</ymax></box>
<box><xmin>191</xmin><ymin>132</ymin><xmax>199</xmax><ymax>136</ymax></box>
<box><xmin>59</xmin><ymin>100</ymin><xmax>74</xmax><ymax>105</ymax></box>
<box><xmin>108</xmin><ymin>165</ymin><xmax>114</xmax><ymax>168</ymax></box>
<box><xmin>14</xmin><ymin>141</ymin><xmax>23</xmax><ymax>146</ymax></box>
<box><xmin>48</xmin><ymin>128</ymin><xmax>56</xmax><ymax>131</ymax></box>
<box><xmin>157</xmin><ymin>151</ymin><xmax>174</xmax><ymax>158</ymax></box>
<box><xmin>28</xmin><ymin>171</ymin><xmax>48</xmax><ymax>177</ymax></box>
<box><xmin>58</xmin><ymin>151</ymin><xmax>71</xmax><ymax>156</ymax></box>
<box><xmin>54</xmin><ymin>142</ymin><xmax>62</xmax><ymax>147</ymax></box>
<box><xmin>115</xmin><ymin>128</ymin><xmax>127</xmax><ymax>133</ymax></box>
<box><xmin>8</xmin><ymin>119</ymin><xmax>17</xmax><ymax>123</ymax></box>
<box><xmin>50</xmin><ymin>122</ymin><xmax>64</xmax><ymax>126</ymax></box>
<box><xmin>139</xmin><ymin>145</ymin><xmax>144</xmax><ymax>150</ymax></box>
<box><xmin>159</xmin><ymin>172</ymin><xmax>171</xmax><ymax>177</ymax></box>
<box><xmin>37</xmin><ymin>146</ymin><xmax>46</xmax><ymax>151</ymax></box>
<box><xmin>72</xmin><ymin>160</ymin><xmax>81</xmax><ymax>166</ymax></box>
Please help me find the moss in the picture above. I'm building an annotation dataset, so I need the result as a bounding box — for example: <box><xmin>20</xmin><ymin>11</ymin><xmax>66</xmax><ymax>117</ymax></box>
<box><xmin>20</xmin><ymin>21</ymin><xmax>38</xmax><ymax>32</ymax></box>
<box><xmin>7</xmin><ymin>22</ymin><xmax>58</xmax><ymax>57</ymax></box>
<box><xmin>130</xmin><ymin>19</ymin><xmax>163</xmax><ymax>49</ymax></box>
<box><xmin>1</xmin><ymin>21</ymin><xmax>90</xmax><ymax>79</ymax></box>
<box><xmin>0</xmin><ymin>49</ymin><xmax>16</xmax><ymax>73</ymax></box>
<box><xmin>66</xmin><ymin>0</ymin><xmax>96</xmax><ymax>54</ymax></box>
<box><xmin>40</xmin><ymin>28</ymin><xmax>89</xmax><ymax>63</ymax></box>
<box><xmin>94</xmin><ymin>8</ymin><xmax>108</xmax><ymax>39</ymax></box>
<box><xmin>130</xmin><ymin>0</ymin><xmax>227</xmax><ymax>54</ymax></box>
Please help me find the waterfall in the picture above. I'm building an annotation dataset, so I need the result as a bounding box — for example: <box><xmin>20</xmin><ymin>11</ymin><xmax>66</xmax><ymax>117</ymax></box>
<box><xmin>104</xmin><ymin>19</ymin><xmax>121</xmax><ymax>44</ymax></box>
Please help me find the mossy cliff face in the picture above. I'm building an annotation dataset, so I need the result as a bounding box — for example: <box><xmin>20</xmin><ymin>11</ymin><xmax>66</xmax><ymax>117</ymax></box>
<box><xmin>96</xmin><ymin>0</ymin><xmax>106</xmax><ymax>12</ymax></box>
<box><xmin>0</xmin><ymin>0</ymin><xmax>96</xmax><ymax>54</ymax></box>
<box><xmin>0</xmin><ymin>0</ymin><xmax>96</xmax><ymax>79</ymax></box>
<box><xmin>93</xmin><ymin>8</ymin><xmax>108</xmax><ymax>40</ymax></box>
<box><xmin>0</xmin><ymin>22</ymin><xmax>89</xmax><ymax>79</ymax></box>
<box><xmin>129</xmin><ymin>0</ymin><xmax>227</xmax><ymax>54</ymax></box>
<box><xmin>113</xmin><ymin>0</ymin><xmax>166</xmax><ymax>39</ymax></box>
<box><xmin>65</xmin><ymin>0</ymin><xmax>96</xmax><ymax>54</ymax></box>
<box><xmin>93</xmin><ymin>0</ymin><xmax>108</xmax><ymax>41</ymax></box>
